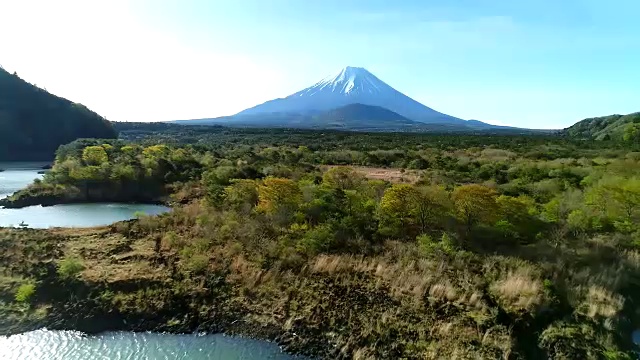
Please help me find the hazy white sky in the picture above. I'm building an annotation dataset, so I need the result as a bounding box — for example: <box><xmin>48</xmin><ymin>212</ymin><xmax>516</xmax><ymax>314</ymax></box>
<box><xmin>1</xmin><ymin>1</ymin><xmax>287</xmax><ymax>122</ymax></box>
<box><xmin>2</xmin><ymin>0</ymin><xmax>639</xmax><ymax>128</ymax></box>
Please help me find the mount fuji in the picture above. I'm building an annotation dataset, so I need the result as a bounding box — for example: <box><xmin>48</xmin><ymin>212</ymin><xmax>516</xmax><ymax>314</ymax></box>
<box><xmin>175</xmin><ymin>66</ymin><xmax>505</xmax><ymax>131</ymax></box>
<box><xmin>237</xmin><ymin>66</ymin><xmax>464</xmax><ymax>125</ymax></box>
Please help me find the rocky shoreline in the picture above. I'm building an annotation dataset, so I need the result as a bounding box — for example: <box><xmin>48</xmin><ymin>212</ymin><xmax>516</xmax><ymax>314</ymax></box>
<box><xmin>3</xmin><ymin>318</ymin><xmax>321</xmax><ymax>358</ymax></box>
<box><xmin>1</xmin><ymin>306</ymin><xmax>321</xmax><ymax>359</ymax></box>
<box><xmin>0</xmin><ymin>253</ymin><xmax>328</xmax><ymax>359</ymax></box>
<box><xmin>0</xmin><ymin>190</ymin><xmax>169</xmax><ymax>209</ymax></box>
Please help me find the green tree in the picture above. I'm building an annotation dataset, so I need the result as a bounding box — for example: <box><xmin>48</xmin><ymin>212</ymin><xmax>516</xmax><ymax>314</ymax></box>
<box><xmin>378</xmin><ymin>184</ymin><xmax>420</xmax><ymax>238</ymax></box>
<box><xmin>586</xmin><ymin>176</ymin><xmax>640</xmax><ymax>229</ymax></box>
<box><xmin>623</xmin><ymin>123</ymin><xmax>640</xmax><ymax>143</ymax></box>
<box><xmin>224</xmin><ymin>179</ymin><xmax>258</xmax><ymax>214</ymax></box>
<box><xmin>142</xmin><ymin>144</ymin><xmax>170</xmax><ymax>158</ymax></box>
<box><xmin>322</xmin><ymin>167</ymin><xmax>365</xmax><ymax>190</ymax></box>
<box><xmin>378</xmin><ymin>184</ymin><xmax>449</xmax><ymax>238</ymax></box>
<box><xmin>82</xmin><ymin>145</ymin><xmax>108</xmax><ymax>166</ymax></box>
<box><xmin>110</xmin><ymin>163</ymin><xmax>136</xmax><ymax>181</ymax></box>
<box><xmin>451</xmin><ymin>184</ymin><xmax>498</xmax><ymax>233</ymax></box>
<box><xmin>413</xmin><ymin>185</ymin><xmax>451</xmax><ymax>233</ymax></box>
<box><xmin>257</xmin><ymin>177</ymin><xmax>302</xmax><ymax>224</ymax></box>
<box><xmin>496</xmin><ymin>195</ymin><xmax>541</xmax><ymax>240</ymax></box>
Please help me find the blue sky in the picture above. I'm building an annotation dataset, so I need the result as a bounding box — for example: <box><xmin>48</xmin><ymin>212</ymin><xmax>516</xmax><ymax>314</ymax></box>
<box><xmin>2</xmin><ymin>0</ymin><xmax>639</xmax><ymax>128</ymax></box>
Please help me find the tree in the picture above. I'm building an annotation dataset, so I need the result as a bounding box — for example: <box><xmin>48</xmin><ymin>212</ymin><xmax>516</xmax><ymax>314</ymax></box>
<box><xmin>378</xmin><ymin>184</ymin><xmax>420</xmax><ymax>238</ymax></box>
<box><xmin>413</xmin><ymin>185</ymin><xmax>452</xmax><ymax>233</ymax></box>
<box><xmin>143</xmin><ymin>144</ymin><xmax>170</xmax><ymax>158</ymax></box>
<box><xmin>257</xmin><ymin>177</ymin><xmax>302</xmax><ymax>224</ymax></box>
<box><xmin>496</xmin><ymin>195</ymin><xmax>540</xmax><ymax>241</ymax></box>
<box><xmin>322</xmin><ymin>167</ymin><xmax>365</xmax><ymax>190</ymax></box>
<box><xmin>451</xmin><ymin>184</ymin><xmax>498</xmax><ymax>233</ymax></box>
<box><xmin>224</xmin><ymin>179</ymin><xmax>258</xmax><ymax>214</ymax></box>
<box><xmin>82</xmin><ymin>145</ymin><xmax>108</xmax><ymax>166</ymax></box>
<box><xmin>623</xmin><ymin>123</ymin><xmax>640</xmax><ymax>143</ymax></box>
<box><xmin>110</xmin><ymin>163</ymin><xmax>136</xmax><ymax>181</ymax></box>
<box><xmin>586</xmin><ymin>176</ymin><xmax>640</xmax><ymax>228</ymax></box>
<box><xmin>202</xmin><ymin>166</ymin><xmax>242</xmax><ymax>205</ymax></box>
<box><xmin>120</xmin><ymin>145</ymin><xmax>139</xmax><ymax>159</ymax></box>
<box><xmin>378</xmin><ymin>184</ymin><xmax>452</xmax><ymax>238</ymax></box>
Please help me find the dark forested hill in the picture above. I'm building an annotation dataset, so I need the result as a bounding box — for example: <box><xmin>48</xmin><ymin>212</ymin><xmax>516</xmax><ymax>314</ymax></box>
<box><xmin>562</xmin><ymin>112</ymin><xmax>640</xmax><ymax>142</ymax></box>
<box><xmin>308</xmin><ymin>103</ymin><xmax>421</xmax><ymax>130</ymax></box>
<box><xmin>0</xmin><ymin>67</ymin><xmax>116</xmax><ymax>161</ymax></box>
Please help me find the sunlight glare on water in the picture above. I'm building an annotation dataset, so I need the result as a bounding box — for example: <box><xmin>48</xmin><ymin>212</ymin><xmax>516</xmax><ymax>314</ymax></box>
<box><xmin>0</xmin><ymin>330</ymin><xmax>305</xmax><ymax>360</ymax></box>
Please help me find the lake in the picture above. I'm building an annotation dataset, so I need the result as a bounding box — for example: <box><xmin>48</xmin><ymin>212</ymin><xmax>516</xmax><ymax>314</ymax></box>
<box><xmin>0</xmin><ymin>329</ymin><xmax>305</xmax><ymax>360</ymax></box>
<box><xmin>0</xmin><ymin>162</ymin><xmax>169</xmax><ymax>228</ymax></box>
<box><xmin>0</xmin><ymin>162</ymin><xmax>48</xmax><ymax>199</ymax></box>
<box><xmin>0</xmin><ymin>203</ymin><xmax>170</xmax><ymax>228</ymax></box>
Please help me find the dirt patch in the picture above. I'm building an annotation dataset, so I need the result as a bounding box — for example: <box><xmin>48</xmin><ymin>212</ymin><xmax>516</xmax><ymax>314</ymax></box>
<box><xmin>323</xmin><ymin>165</ymin><xmax>420</xmax><ymax>183</ymax></box>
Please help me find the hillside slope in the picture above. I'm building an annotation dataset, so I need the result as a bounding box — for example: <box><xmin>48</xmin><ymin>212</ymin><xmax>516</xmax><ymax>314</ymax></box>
<box><xmin>563</xmin><ymin>112</ymin><xmax>640</xmax><ymax>141</ymax></box>
<box><xmin>308</xmin><ymin>103</ymin><xmax>422</xmax><ymax>130</ymax></box>
<box><xmin>0</xmin><ymin>67</ymin><xmax>116</xmax><ymax>160</ymax></box>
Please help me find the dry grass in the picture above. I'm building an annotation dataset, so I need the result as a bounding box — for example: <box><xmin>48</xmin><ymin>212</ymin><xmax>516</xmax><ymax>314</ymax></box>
<box><xmin>323</xmin><ymin>165</ymin><xmax>419</xmax><ymax>183</ymax></box>
<box><xmin>489</xmin><ymin>270</ymin><xmax>546</xmax><ymax>314</ymax></box>
<box><xmin>306</xmin><ymin>253</ymin><xmax>494</xmax><ymax>314</ymax></box>
<box><xmin>428</xmin><ymin>282</ymin><xmax>459</xmax><ymax>302</ymax></box>
<box><xmin>311</xmin><ymin>254</ymin><xmax>350</xmax><ymax>273</ymax></box>
<box><xmin>578</xmin><ymin>286</ymin><xmax>624</xmax><ymax>320</ymax></box>
<box><xmin>479</xmin><ymin>148</ymin><xmax>516</xmax><ymax>162</ymax></box>
<box><xmin>60</xmin><ymin>229</ymin><xmax>168</xmax><ymax>284</ymax></box>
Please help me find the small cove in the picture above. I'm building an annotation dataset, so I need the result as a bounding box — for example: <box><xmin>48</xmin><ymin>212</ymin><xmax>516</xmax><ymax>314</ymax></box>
<box><xmin>0</xmin><ymin>163</ymin><xmax>307</xmax><ymax>358</ymax></box>
<box><xmin>0</xmin><ymin>162</ymin><xmax>169</xmax><ymax>227</ymax></box>
<box><xmin>0</xmin><ymin>162</ymin><xmax>48</xmax><ymax>199</ymax></box>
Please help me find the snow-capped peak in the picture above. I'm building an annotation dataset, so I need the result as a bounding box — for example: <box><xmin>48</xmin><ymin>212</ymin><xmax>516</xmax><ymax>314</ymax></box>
<box><xmin>302</xmin><ymin>66</ymin><xmax>385</xmax><ymax>96</ymax></box>
<box><xmin>235</xmin><ymin>66</ymin><xmax>465</xmax><ymax>125</ymax></box>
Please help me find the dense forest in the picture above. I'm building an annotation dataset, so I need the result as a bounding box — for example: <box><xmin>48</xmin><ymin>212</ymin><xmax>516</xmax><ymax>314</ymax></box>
<box><xmin>2</xmin><ymin>127</ymin><xmax>640</xmax><ymax>359</ymax></box>
<box><xmin>0</xmin><ymin>67</ymin><xmax>116</xmax><ymax>161</ymax></box>
<box><xmin>562</xmin><ymin>112</ymin><xmax>640</xmax><ymax>142</ymax></box>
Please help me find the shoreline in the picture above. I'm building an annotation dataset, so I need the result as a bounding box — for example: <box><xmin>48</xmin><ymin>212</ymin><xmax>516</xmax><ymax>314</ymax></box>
<box><xmin>0</xmin><ymin>193</ymin><xmax>171</xmax><ymax>209</ymax></box>
<box><xmin>0</xmin><ymin>224</ymin><xmax>333</xmax><ymax>358</ymax></box>
<box><xmin>0</xmin><ymin>311</ymin><xmax>317</xmax><ymax>358</ymax></box>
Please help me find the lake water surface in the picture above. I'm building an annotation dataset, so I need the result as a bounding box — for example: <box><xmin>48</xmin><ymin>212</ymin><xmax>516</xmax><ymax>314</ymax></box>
<box><xmin>0</xmin><ymin>203</ymin><xmax>170</xmax><ymax>228</ymax></box>
<box><xmin>0</xmin><ymin>162</ymin><xmax>169</xmax><ymax>227</ymax></box>
<box><xmin>0</xmin><ymin>162</ymin><xmax>48</xmax><ymax>199</ymax></box>
<box><xmin>0</xmin><ymin>329</ymin><xmax>305</xmax><ymax>360</ymax></box>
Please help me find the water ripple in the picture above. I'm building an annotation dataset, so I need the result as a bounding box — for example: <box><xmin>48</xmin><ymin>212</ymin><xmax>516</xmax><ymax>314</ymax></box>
<box><xmin>0</xmin><ymin>330</ymin><xmax>305</xmax><ymax>360</ymax></box>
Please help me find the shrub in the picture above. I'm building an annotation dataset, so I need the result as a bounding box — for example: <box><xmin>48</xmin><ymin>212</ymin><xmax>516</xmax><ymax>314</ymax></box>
<box><xmin>417</xmin><ymin>233</ymin><xmax>456</xmax><ymax>255</ymax></box>
<box><xmin>179</xmin><ymin>253</ymin><xmax>209</xmax><ymax>274</ymax></box>
<box><xmin>15</xmin><ymin>282</ymin><xmax>36</xmax><ymax>303</ymax></box>
<box><xmin>489</xmin><ymin>269</ymin><xmax>547</xmax><ymax>315</ymax></box>
<box><xmin>297</xmin><ymin>223</ymin><xmax>335</xmax><ymax>255</ymax></box>
<box><xmin>57</xmin><ymin>257</ymin><xmax>85</xmax><ymax>279</ymax></box>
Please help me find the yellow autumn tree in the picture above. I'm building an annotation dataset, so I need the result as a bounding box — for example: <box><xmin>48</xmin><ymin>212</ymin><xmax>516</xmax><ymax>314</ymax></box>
<box><xmin>142</xmin><ymin>144</ymin><xmax>170</xmax><ymax>158</ymax></box>
<box><xmin>81</xmin><ymin>145</ymin><xmax>108</xmax><ymax>166</ymax></box>
<box><xmin>378</xmin><ymin>184</ymin><xmax>417</xmax><ymax>234</ymax></box>
<box><xmin>257</xmin><ymin>177</ymin><xmax>302</xmax><ymax>224</ymax></box>
<box><xmin>452</xmin><ymin>184</ymin><xmax>498</xmax><ymax>233</ymax></box>
<box><xmin>378</xmin><ymin>184</ymin><xmax>451</xmax><ymax>238</ymax></box>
